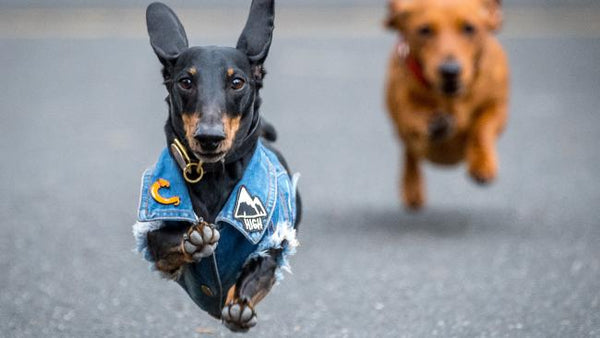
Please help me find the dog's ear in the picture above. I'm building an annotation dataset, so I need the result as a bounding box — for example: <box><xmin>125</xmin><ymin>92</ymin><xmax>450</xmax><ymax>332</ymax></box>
<box><xmin>146</xmin><ymin>2</ymin><xmax>189</xmax><ymax>65</ymax></box>
<box><xmin>482</xmin><ymin>0</ymin><xmax>503</xmax><ymax>31</ymax></box>
<box><xmin>236</xmin><ymin>0</ymin><xmax>274</xmax><ymax>66</ymax></box>
<box><xmin>384</xmin><ymin>0</ymin><xmax>409</xmax><ymax>31</ymax></box>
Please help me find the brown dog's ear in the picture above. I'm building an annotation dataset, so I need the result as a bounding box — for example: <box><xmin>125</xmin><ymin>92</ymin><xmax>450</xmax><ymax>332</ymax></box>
<box><xmin>384</xmin><ymin>0</ymin><xmax>408</xmax><ymax>31</ymax></box>
<box><xmin>482</xmin><ymin>0</ymin><xmax>503</xmax><ymax>31</ymax></box>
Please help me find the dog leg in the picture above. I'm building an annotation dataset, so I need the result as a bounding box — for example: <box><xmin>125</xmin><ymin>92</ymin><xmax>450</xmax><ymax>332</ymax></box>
<box><xmin>402</xmin><ymin>150</ymin><xmax>425</xmax><ymax>210</ymax></box>
<box><xmin>147</xmin><ymin>221</ymin><xmax>220</xmax><ymax>279</ymax></box>
<box><xmin>221</xmin><ymin>249</ymin><xmax>280</xmax><ymax>332</ymax></box>
<box><xmin>467</xmin><ymin>104</ymin><xmax>507</xmax><ymax>184</ymax></box>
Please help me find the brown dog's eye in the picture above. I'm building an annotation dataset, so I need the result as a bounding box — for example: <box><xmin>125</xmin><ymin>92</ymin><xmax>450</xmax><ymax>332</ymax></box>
<box><xmin>179</xmin><ymin>78</ymin><xmax>193</xmax><ymax>90</ymax></box>
<box><xmin>417</xmin><ymin>24</ymin><xmax>433</xmax><ymax>38</ymax></box>
<box><xmin>462</xmin><ymin>22</ymin><xmax>477</xmax><ymax>36</ymax></box>
<box><xmin>231</xmin><ymin>77</ymin><xmax>245</xmax><ymax>90</ymax></box>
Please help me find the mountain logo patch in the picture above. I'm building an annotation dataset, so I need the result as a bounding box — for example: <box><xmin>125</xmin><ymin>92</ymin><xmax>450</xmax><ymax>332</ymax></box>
<box><xmin>234</xmin><ymin>185</ymin><xmax>267</xmax><ymax>232</ymax></box>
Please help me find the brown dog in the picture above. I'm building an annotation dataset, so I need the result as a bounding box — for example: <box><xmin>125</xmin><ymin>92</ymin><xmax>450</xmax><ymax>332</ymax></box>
<box><xmin>385</xmin><ymin>0</ymin><xmax>509</xmax><ymax>209</ymax></box>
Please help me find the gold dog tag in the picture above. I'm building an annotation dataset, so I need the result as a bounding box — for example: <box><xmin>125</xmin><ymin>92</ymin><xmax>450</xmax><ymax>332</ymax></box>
<box><xmin>150</xmin><ymin>178</ymin><xmax>180</xmax><ymax>206</ymax></box>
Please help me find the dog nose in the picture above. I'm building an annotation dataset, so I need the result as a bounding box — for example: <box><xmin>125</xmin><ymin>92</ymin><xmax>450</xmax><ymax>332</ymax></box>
<box><xmin>194</xmin><ymin>125</ymin><xmax>225</xmax><ymax>152</ymax></box>
<box><xmin>438</xmin><ymin>61</ymin><xmax>462</xmax><ymax>79</ymax></box>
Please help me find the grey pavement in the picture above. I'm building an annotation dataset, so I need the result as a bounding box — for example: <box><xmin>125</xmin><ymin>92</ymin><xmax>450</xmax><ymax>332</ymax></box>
<box><xmin>1</xmin><ymin>2</ymin><xmax>600</xmax><ymax>337</ymax></box>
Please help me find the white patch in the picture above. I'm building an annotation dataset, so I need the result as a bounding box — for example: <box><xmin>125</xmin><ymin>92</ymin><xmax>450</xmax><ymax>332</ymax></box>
<box><xmin>132</xmin><ymin>220</ymin><xmax>164</xmax><ymax>262</ymax></box>
<box><xmin>270</xmin><ymin>224</ymin><xmax>299</xmax><ymax>276</ymax></box>
<box><xmin>234</xmin><ymin>185</ymin><xmax>267</xmax><ymax>232</ymax></box>
<box><xmin>251</xmin><ymin>222</ymin><xmax>300</xmax><ymax>282</ymax></box>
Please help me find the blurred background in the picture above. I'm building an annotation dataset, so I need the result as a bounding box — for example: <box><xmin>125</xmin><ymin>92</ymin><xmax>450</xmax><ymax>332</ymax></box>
<box><xmin>1</xmin><ymin>0</ymin><xmax>599</xmax><ymax>337</ymax></box>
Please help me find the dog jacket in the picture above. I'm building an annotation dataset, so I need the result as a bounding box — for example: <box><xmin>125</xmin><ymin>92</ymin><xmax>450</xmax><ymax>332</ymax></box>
<box><xmin>133</xmin><ymin>140</ymin><xmax>299</xmax><ymax>317</ymax></box>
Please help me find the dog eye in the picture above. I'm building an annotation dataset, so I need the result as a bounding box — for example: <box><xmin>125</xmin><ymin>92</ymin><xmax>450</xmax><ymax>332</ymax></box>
<box><xmin>462</xmin><ymin>22</ymin><xmax>477</xmax><ymax>36</ymax></box>
<box><xmin>231</xmin><ymin>77</ymin><xmax>245</xmax><ymax>90</ymax></box>
<box><xmin>417</xmin><ymin>24</ymin><xmax>433</xmax><ymax>38</ymax></box>
<box><xmin>178</xmin><ymin>78</ymin><xmax>193</xmax><ymax>90</ymax></box>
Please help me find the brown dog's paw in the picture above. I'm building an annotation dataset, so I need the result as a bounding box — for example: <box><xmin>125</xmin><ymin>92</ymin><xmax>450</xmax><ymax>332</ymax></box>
<box><xmin>221</xmin><ymin>301</ymin><xmax>257</xmax><ymax>332</ymax></box>
<box><xmin>404</xmin><ymin>194</ymin><xmax>424</xmax><ymax>210</ymax></box>
<box><xmin>181</xmin><ymin>222</ymin><xmax>220</xmax><ymax>261</ymax></box>
<box><xmin>403</xmin><ymin>184</ymin><xmax>425</xmax><ymax>210</ymax></box>
<box><xmin>468</xmin><ymin>158</ymin><xmax>497</xmax><ymax>185</ymax></box>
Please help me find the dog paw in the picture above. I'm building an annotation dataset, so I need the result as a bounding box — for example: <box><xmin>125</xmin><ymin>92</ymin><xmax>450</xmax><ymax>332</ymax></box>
<box><xmin>403</xmin><ymin>190</ymin><xmax>424</xmax><ymax>210</ymax></box>
<box><xmin>221</xmin><ymin>301</ymin><xmax>257</xmax><ymax>333</ymax></box>
<box><xmin>182</xmin><ymin>222</ymin><xmax>220</xmax><ymax>261</ymax></box>
<box><xmin>469</xmin><ymin>159</ymin><xmax>497</xmax><ymax>185</ymax></box>
<box><xmin>402</xmin><ymin>179</ymin><xmax>425</xmax><ymax>210</ymax></box>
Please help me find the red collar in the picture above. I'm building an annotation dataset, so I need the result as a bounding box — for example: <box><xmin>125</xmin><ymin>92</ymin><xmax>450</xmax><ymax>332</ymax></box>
<box><xmin>396</xmin><ymin>38</ymin><xmax>430</xmax><ymax>88</ymax></box>
<box><xmin>406</xmin><ymin>54</ymin><xmax>430</xmax><ymax>88</ymax></box>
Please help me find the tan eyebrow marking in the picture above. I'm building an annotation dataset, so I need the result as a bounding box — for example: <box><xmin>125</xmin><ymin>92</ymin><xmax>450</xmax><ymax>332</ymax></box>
<box><xmin>227</xmin><ymin>68</ymin><xmax>234</xmax><ymax>77</ymax></box>
<box><xmin>188</xmin><ymin>67</ymin><xmax>197</xmax><ymax>75</ymax></box>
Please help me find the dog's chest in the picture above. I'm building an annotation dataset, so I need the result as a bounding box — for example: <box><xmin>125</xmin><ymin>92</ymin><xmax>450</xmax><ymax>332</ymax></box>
<box><xmin>189</xmin><ymin>177</ymin><xmax>239</xmax><ymax>223</ymax></box>
<box><xmin>136</xmin><ymin>140</ymin><xmax>299</xmax><ymax>315</ymax></box>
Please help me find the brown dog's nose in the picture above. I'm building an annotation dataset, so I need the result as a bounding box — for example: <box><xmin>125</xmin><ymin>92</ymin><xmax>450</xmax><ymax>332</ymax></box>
<box><xmin>438</xmin><ymin>61</ymin><xmax>462</xmax><ymax>79</ymax></box>
<box><xmin>194</xmin><ymin>125</ymin><xmax>225</xmax><ymax>152</ymax></box>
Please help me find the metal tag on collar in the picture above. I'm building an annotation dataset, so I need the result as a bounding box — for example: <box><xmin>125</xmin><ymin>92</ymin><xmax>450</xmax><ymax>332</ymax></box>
<box><xmin>170</xmin><ymin>138</ymin><xmax>204</xmax><ymax>184</ymax></box>
<box><xmin>396</xmin><ymin>35</ymin><xmax>409</xmax><ymax>59</ymax></box>
<box><xmin>170</xmin><ymin>138</ymin><xmax>189</xmax><ymax>170</ymax></box>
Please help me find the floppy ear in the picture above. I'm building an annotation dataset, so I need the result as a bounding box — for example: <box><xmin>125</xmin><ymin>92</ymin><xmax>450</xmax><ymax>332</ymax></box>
<box><xmin>236</xmin><ymin>0</ymin><xmax>274</xmax><ymax>65</ymax></box>
<box><xmin>384</xmin><ymin>0</ymin><xmax>408</xmax><ymax>31</ymax></box>
<box><xmin>483</xmin><ymin>0</ymin><xmax>503</xmax><ymax>31</ymax></box>
<box><xmin>146</xmin><ymin>2</ymin><xmax>189</xmax><ymax>65</ymax></box>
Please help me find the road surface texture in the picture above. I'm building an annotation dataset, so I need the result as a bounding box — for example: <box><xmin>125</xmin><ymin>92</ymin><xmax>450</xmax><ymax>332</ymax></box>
<box><xmin>1</xmin><ymin>1</ymin><xmax>599</xmax><ymax>337</ymax></box>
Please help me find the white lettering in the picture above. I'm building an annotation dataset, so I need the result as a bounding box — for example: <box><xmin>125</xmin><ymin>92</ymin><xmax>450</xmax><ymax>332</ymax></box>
<box><xmin>243</xmin><ymin>218</ymin><xmax>263</xmax><ymax>231</ymax></box>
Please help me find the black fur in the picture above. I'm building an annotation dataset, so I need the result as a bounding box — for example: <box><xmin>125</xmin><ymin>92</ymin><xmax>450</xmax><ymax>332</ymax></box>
<box><xmin>235</xmin><ymin>248</ymin><xmax>281</xmax><ymax>303</ymax></box>
<box><xmin>146</xmin><ymin>0</ymin><xmax>278</xmax><ymax>221</ymax></box>
<box><xmin>144</xmin><ymin>0</ymin><xmax>300</xmax><ymax>326</ymax></box>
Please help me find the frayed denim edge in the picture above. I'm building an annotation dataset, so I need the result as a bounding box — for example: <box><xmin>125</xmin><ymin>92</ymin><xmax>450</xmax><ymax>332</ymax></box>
<box><xmin>132</xmin><ymin>220</ymin><xmax>164</xmax><ymax>264</ymax></box>
<box><xmin>249</xmin><ymin>222</ymin><xmax>300</xmax><ymax>282</ymax></box>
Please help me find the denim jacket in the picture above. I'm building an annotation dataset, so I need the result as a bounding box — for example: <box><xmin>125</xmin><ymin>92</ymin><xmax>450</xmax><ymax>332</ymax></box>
<box><xmin>133</xmin><ymin>140</ymin><xmax>299</xmax><ymax>317</ymax></box>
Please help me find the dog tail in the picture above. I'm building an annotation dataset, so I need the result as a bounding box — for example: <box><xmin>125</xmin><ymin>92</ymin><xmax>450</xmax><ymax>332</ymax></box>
<box><xmin>261</xmin><ymin>118</ymin><xmax>277</xmax><ymax>142</ymax></box>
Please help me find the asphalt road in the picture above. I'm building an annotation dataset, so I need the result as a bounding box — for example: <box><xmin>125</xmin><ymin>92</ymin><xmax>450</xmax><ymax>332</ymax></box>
<box><xmin>1</xmin><ymin>2</ymin><xmax>599</xmax><ymax>337</ymax></box>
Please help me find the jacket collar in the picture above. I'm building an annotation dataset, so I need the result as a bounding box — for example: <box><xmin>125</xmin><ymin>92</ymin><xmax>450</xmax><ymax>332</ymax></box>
<box><xmin>137</xmin><ymin>140</ymin><xmax>276</xmax><ymax>244</ymax></box>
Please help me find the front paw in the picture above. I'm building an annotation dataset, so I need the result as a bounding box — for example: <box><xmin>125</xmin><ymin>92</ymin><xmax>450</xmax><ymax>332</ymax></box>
<box><xmin>468</xmin><ymin>156</ymin><xmax>497</xmax><ymax>185</ymax></box>
<box><xmin>181</xmin><ymin>221</ymin><xmax>220</xmax><ymax>261</ymax></box>
<box><xmin>403</xmin><ymin>180</ymin><xmax>425</xmax><ymax>210</ymax></box>
<box><xmin>221</xmin><ymin>301</ymin><xmax>257</xmax><ymax>332</ymax></box>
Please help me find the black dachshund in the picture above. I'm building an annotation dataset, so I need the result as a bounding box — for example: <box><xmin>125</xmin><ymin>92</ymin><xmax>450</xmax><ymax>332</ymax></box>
<box><xmin>133</xmin><ymin>0</ymin><xmax>301</xmax><ymax>332</ymax></box>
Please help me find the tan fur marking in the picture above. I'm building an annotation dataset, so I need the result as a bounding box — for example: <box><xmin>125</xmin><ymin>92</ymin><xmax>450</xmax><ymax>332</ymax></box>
<box><xmin>154</xmin><ymin>245</ymin><xmax>187</xmax><ymax>278</ymax></box>
<box><xmin>227</xmin><ymin>68</ymin><xmax>234</xmax><ymax>77</ymax></box>
<box><xmin>188</xmin><ymin>67</ymin><xmax>197</xmax><ymax>76</ymax></box>
<box><xmin>225</xmin><ymin>285</ymin><xmax>237</xmax><ymax>304</ymax></box>
<box><xmin>222</xmin><ymin>115</ymin><xmax>241</xmax><ymax>151</ymax></box>
<box><xmin>181</xmin><ymin>114</ymin><xmax>201</xmax><ymax>154</ymax></box>
<box><xmin>224</xmin><ymin>283</ymin><xmax>267</xmax><ymax>308</ymax></box>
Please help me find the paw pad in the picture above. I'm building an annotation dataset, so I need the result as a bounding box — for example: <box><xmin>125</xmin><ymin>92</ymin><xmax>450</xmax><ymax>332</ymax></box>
<box><xmin>182</xmin><ymin>222</ymin><xmax>220</xmax><ymax>261</ymax></box>
<box><xmin>221</xmin><ymin>302</ymin><xmax>257</xmax><ymax>332</ymax></box>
